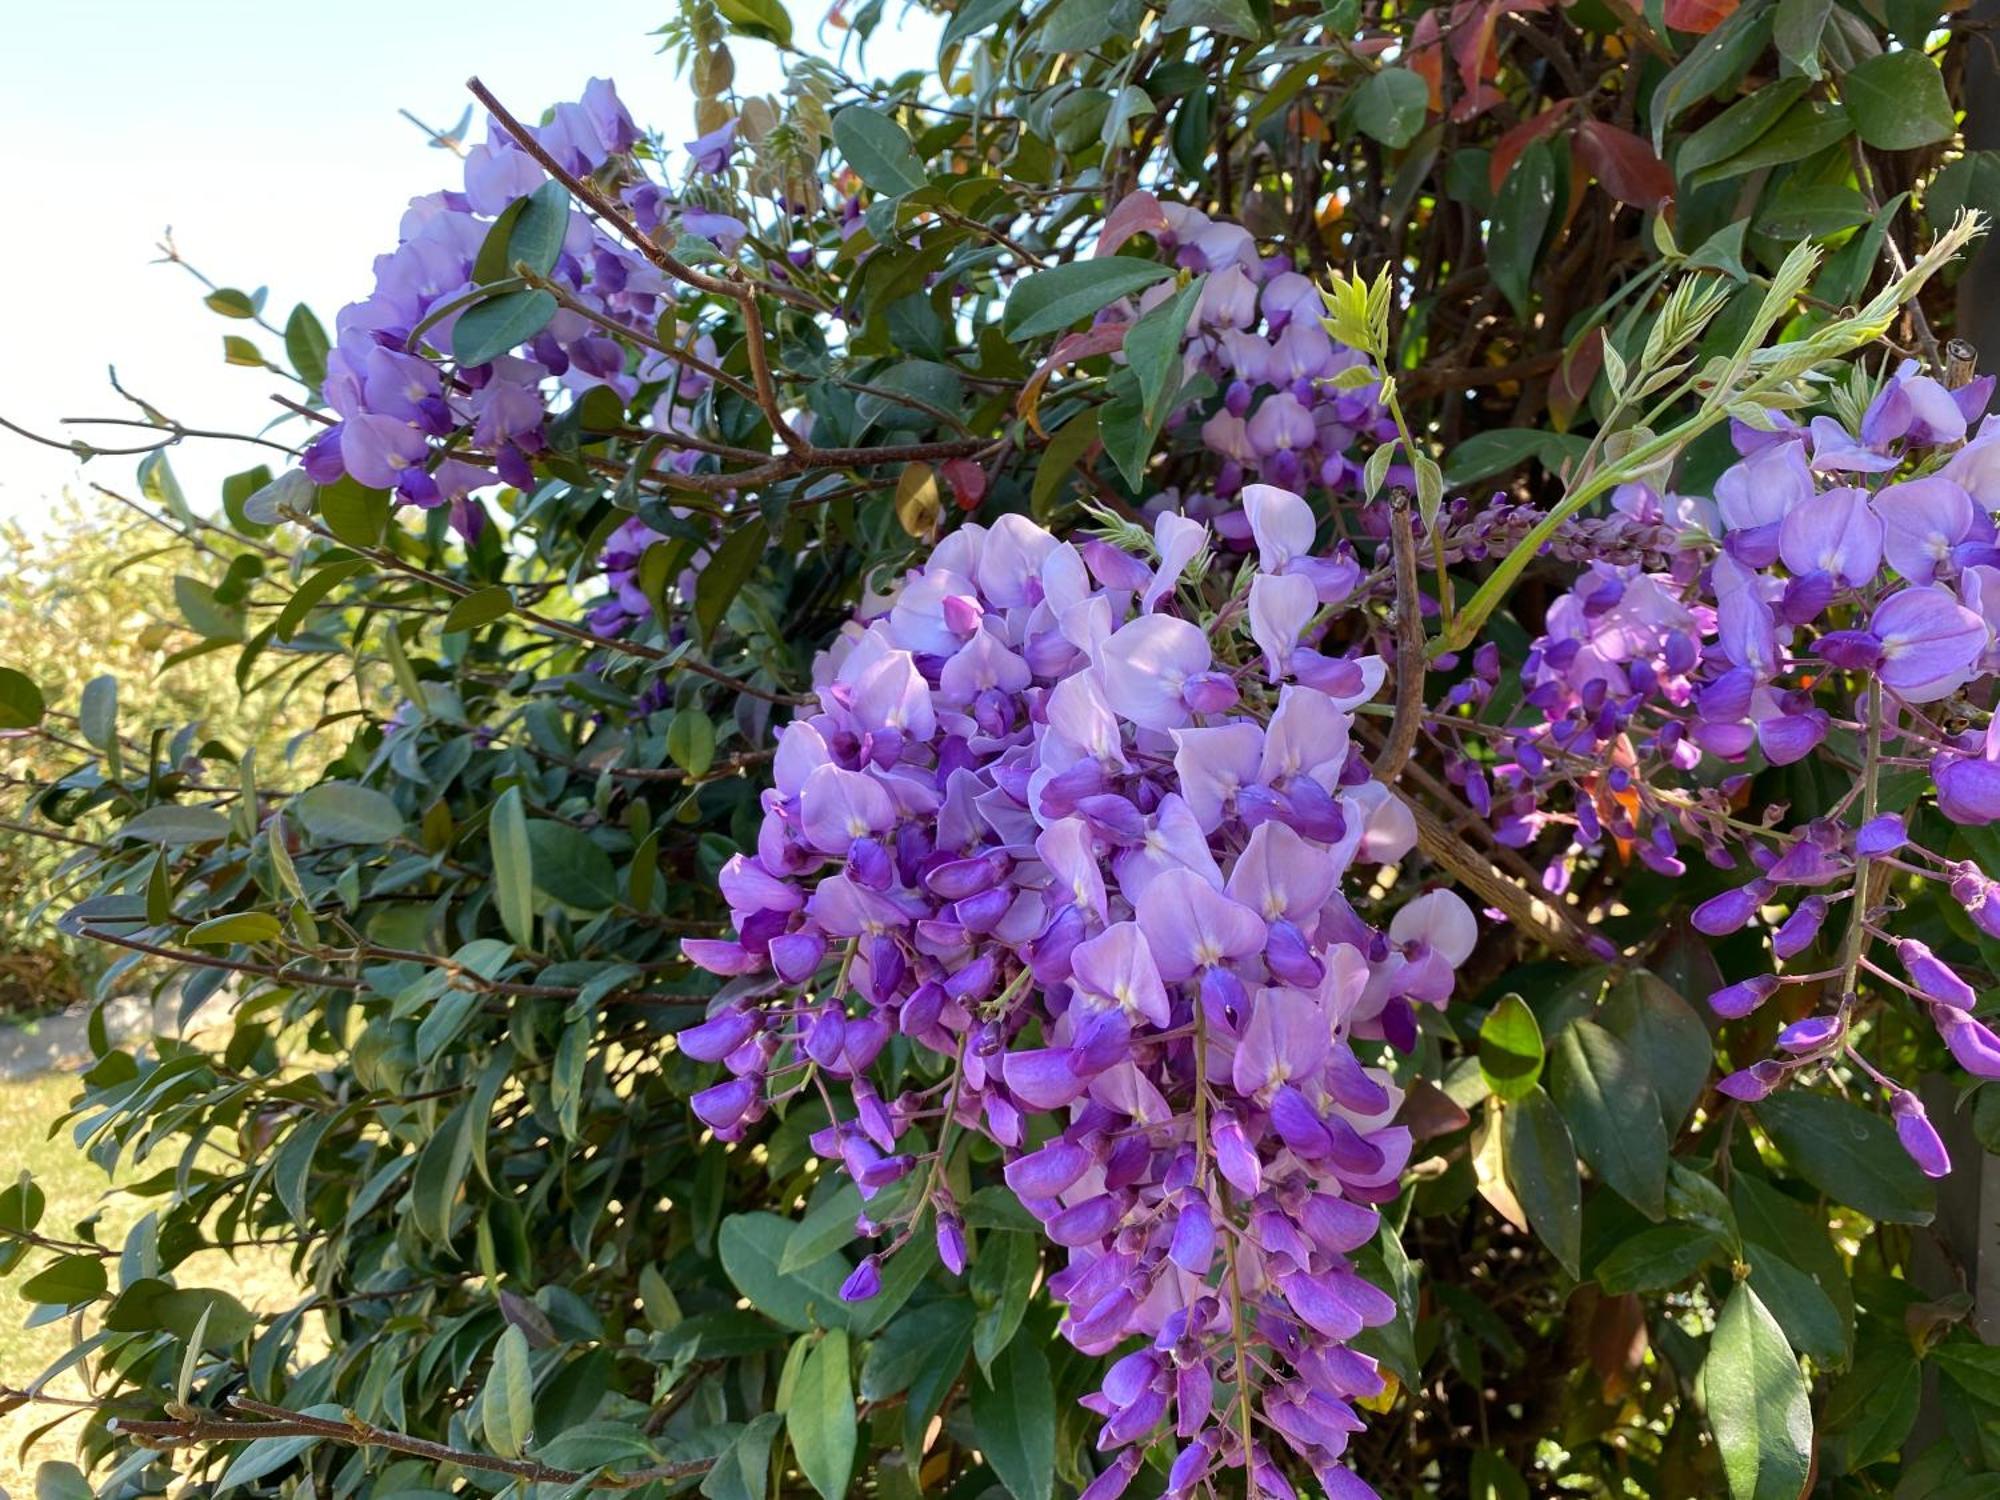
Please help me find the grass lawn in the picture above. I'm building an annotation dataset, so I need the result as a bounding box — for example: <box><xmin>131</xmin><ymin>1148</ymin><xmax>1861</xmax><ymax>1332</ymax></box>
<box><xmin>0</xmin><ymin>1069</ymin><xmax>305</xmax><ymax>1499</ymax></box>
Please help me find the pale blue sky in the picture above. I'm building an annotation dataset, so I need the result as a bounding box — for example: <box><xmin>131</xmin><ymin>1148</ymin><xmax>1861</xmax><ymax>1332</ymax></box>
<box><xmin>0</xmin><ymin>0</ymin><xmax>937</xmax><ymax>526</ymax></box>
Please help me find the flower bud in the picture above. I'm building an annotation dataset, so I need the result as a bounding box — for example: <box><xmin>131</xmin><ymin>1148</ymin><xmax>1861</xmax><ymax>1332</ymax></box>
<box><xmin>839</xmin><ymin>1256</ymin><xmax>882</xmax><ymax>1302</ymax></box>
<box><xmin>1892</xmin><ymin>1092</ymin><xmax>1952</xmax><ymax>1178</ymax></box>
<box><xmin>1708</xmin><ymin>975</ymin><xmax>1779</xmax><ymax>1019</ymax></box>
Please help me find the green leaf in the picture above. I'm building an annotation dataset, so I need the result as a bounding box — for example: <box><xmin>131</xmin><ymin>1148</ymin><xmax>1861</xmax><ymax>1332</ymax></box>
<box><xmin>443</xmin><ymin>585</ymin><xmax>513</xmax><ymax>634</ymax></box>
<box><xmin>140</xmin><ymin>450</ymin><xmax>193</xmax><ymax>524</ymax></box>
<box><xmin>1650</xmin><ymin>0</ymin><xmax>1776</xmax><ymax>150</ymax></box>
<box><xmin>1350</xmin><ymin>67</ymin><xmax>1431</xmax><ymax>148</ymax></box>
<box><xmin>0</xmin><ymin>667</ymin><xmax>47</xmax><ymax>729</ymax></box>
<box><xmin>1549</xmin><ymin>1020</ymin><xmax>1668</xmax><ymax>1218</ymax></box>
<box><xmin>525</xmin><ymin>820</ymin><xmax>618</xmax><ymax>911</ymax></box>
<box><xmin>788</xmin><ymin>1329</ymin><xmax>856</xmax><ymax>1500</ymax></box>
<box><xmin>78</xmin><ymin>675</ymin><xmax>117</xmax><ymax>749</ymax></box>
<box><xmin>1774</xmin><ymin>0</ymin><xmax>1831</xmax><ymax>76</ymax></box>
<box><xmin>780</xmin><ymin>1183</ymin><xmax>866</xmax><ymax>1273</ymax></box>
<box><xmin>453</xmin><ymin>288</ymin><xmax>559</xmax><ymax>367</ymax></box>
<box><xmin>1599</xmin><ymin>969</ymin><xmax>1712</xmax><ymax>1131</ymax></box>
<box><xmin>695</xmin><ymin>520</ymin><xmax>766</xmax><ymax>645</ymax></box>
<box><xmin>292</xmin><ymin>782</ymin><xmax>406</xmax><ymax>844</ymax></box>
<box><xmin>1442</xmin><ymin>429</ymin><xmax>1587</xmax><ymax>488</ymax></box>
<box><xmin>1124</xmin><ymin>276</ymin><xmax>1206</xmax><ymax>429</ymax></box>
<box><xmin>1699</xmin><ymin>1283</ymin><xmax>1812</xmax><ymax>1500</ymax></box>
<box><xmin>205</xmin><ymin>287</ymin><xmax>258</xmax><ymax>319</ymax></box>
<box><xmin>1843</xmin><ymin>49</ymin><xmax>1957</xmax><ymax>151</ymax></box>
<box><xmin>1822</xmin><ymin>1344</ymin><xmax>1919</xmax><ymax>1471</ymax></box>
<box><xmin>970</xmin><ymin>1333</ymin><xmax>1055</xmax><ymax>1500</ymax></box>
<box><xmin>1489</xmin><ymin>140</ymin><xmax>1557</xmax><ymax>318</ymax></box>
<box><xmin>491</xmin><ymin>787</ymin><xmax>536</xmax><ymax>948</ymax></box>
<box><xmin>223</xmin><ymin>335</ymin><xmax>266</xmax><ymax>367</ymax></box>
<box><xmin>719</xmin><ymin>1213</ymin><xmax>853</xmax><ymax>1332</ymax></box>
<box><xmin>411</xmin><ymin>1103</ymin><xmax>474</xmax><ymax>1244</ymax></box>
<box><xmin>833</xmin><ymin>107</ymin><xmax>929</xmax><ymax>198</ymax></box>
<box><xmin>1754</xmin><ymin>1090</ymin><xmax>1935</xmax><ymax>1224</ymax></box>
<box><xmin>702</xmin><ymin>1411</ymin><xmax>783</xmax><ymax>1500</ymax></box>
<box><xmin>173</xmin><ymin>575</ymin><xmax>244</xmax><ymax>641</ymax></box>
<box><xmin>35</xmin><ymin>1462</ymin><xmax>92</xmax><ymax>1500</ymax></box>
<box><xmin>274</xmin><ymin>558</ymin><xmax>366</xmax><ymax>642</ymax></box>
<box><xmin>317</xmin><ymin>476</ymin><xmax>390</xmax><ymax>548</ymax></box>
<box><xmin>483</xmin><ymin>1325</ymin><xmax>536</xmax><ymax>1460</ymax></box>
<box><xmin>508</xmin><ymin>180</ymin><xmax>571</xmax><ymax>278</ymax></box>
<box><xmin>1594</xmin><ymin>1224</ymin><xmax>1723</xmax><ymax>1293</ymax></box>
<box><xmin>284</xmin><ymin>304</ymin><xmax>330</xmax><ymax>388</ymax></box>
<box><xmin>1032</xmin><ymin>408</ymin><xmax>1101</xmax><ymax>518</ymax></box>
<box><xmin>718</xmin><ymin>0</ymin><xmax>794</xmax><ymax>42</ymax></box>
<box><xmin>1745</xmin><ymin>1248</ymin><xmax>1846</xmax><ymax>1366</ymax></box>
<box><xmin>1688</xmin><ymin>99</ymin><xmax>1851</xmax><ymax>188</ymax></box>
<box><xmin>19</xmin><ymin>1254</ymin><xmax>107</xmax><ymax>1305</ymax></box>
<box><xmin>186</xmin><ymin>912</ymin><xmax>283</xmax><ymax>946</ymax></box>
<box><xmin>1501</xmin><ymin>1087</ymin><xmax>1581</xmax><ymax>1277</ymax></box>
<box><xmin>1002</xmin><ymin>259</ymin><xmax>1176</xmax><ymax>341</ymax></box>
<box><xmin>1158</xmin><ymin>0</ymin><xmax>1261</xmax><ymax>35</ymax></box>
<box><xmin>1933</xmin><ymin>1342</ymin><xmax>2000</xmax><ymax>1405</ymax></box>
<box><xmin>119</xmin><ymin>804</ymin><xmax>232</xmax><ymax>845</ymax></box>
<box><xmin>667</xmin><ymin>710</ymin><xmax>717</xmax><ymax>778</ymax></box>
<box><xmin>1478</xmin><ymin>995</ymin><xmax>1544</xmax><ymax>1102</ymax></box>
<box><xmin>1677</xmin><ymin>78</ymin><xmax>1809</xmax><ymax>182</ymax></box>
<box><xmin>972</xmin><ymin>1226</ymin><xmax>1040</xmax><ymax>1372</ymax></box>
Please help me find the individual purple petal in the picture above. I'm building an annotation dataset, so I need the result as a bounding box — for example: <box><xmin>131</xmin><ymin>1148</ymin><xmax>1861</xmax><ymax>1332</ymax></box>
<box><xmin>1142</xmin><ymin>512</ymin><xmax>1208</xmax><ymax>614</ymax></box>
<box><xmin>1098</xmin><ymin>615</ymin><xmax>1212</xmax><ymax>730</ymax></box>
<box><xmin>1940</xmin><ymin>751</ymin><xmax>2000</xmax><ymax>825</ymax></box>
<box><xmin>691</xmin><ymin>1075</ymin><xmax>760</xmax><ymax>1131</ymax></box>
<box><xmin>1005</xmin><ymin>1138</ymin><xmax>1092</xmax><ymax>1199</ymax></box>
<box><xmin>1249</xmin><ymin>571</ymin><xmax>1319</xmax><ymax>681</ymax></box>
<box><xmin>1855</xmin><ymin>814</ymin><xmax>1907</xmax><ymax>856</ymax></box>
<box><xmin>1875</xmin><ymin>477</ymin><xmax>1976</xmax><ymax>585</ymax></box>
<box><xmin>1778</xmin><ymin>485</ymin><xmax>1883</xmax><ymax>588</ymax></box>
<box><xmin>1137</xmin><ymin>868</ymin><xmax>1268</xmax><ymax>980</ymax></box>
<box><xmin>1243</xmin><ymin>483</ymin><xmax>1316</xmax><ymax>573</ymax></box>
<box><xmin>1070</xmin><ymin>921</ymin><xmax>1171</xmax><ymax>1027</ymax></box>
<box><xmin>1873</xmin><ymin>586</ymin><xmax>1988</xmax><ymax>702</ymax></box>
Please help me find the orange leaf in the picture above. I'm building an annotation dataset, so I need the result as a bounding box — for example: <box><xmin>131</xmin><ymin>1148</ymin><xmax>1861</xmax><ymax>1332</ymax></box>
<box><xmin>1663</xmin><ymin>0</ymin><xmax>1737</xmax><ymax>32</ymax></box>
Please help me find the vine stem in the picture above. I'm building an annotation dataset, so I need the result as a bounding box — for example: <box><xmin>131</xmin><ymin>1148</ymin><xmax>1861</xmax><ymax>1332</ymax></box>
<box><xmin>28</xmin><ymin>1391</ymin><xmax>714</xmax><ymax>1486</ymax></box>
<box><xmin>1836</xmin><ymin>675</ymin><xmax>1885</xmax><ymax>1003</ymax></box>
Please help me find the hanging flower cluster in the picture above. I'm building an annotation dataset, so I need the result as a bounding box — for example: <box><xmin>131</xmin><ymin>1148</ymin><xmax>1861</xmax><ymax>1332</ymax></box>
<box><xmin>1417</xmin><ymin>362</ymin><xmax>2000</xmax><ymax>1174</ymax></box>
<box><xmin>1142</xmin><ymin>204</ymin><xmax>1396</xmax><ymax>529</ymax></box>
<box><xmin>682</xmin><ymin>492</ymin><xmax>1474</xmax><ymax>1498</ymax></box>
<box><xmin>299</xmin><ymin>80</ymin><xmax>740</xmax><ymax>533</ymax></box>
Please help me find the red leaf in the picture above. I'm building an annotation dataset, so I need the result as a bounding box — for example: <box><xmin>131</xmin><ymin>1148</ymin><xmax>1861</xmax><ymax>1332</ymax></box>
<box><xmin>1016</xmin><ymin>323</ymin><xmax>1130</xmax><ymax>433</ymax></box>
<box><xmin>1663</xmin><ymin>0</ymin><xmax>1737</xmax><ymax>32</ymax></box>
<box><xmin>1097</xmin><ymin>191</ymin><xmax>1171</xmax><ymax>258</ymax></box>
<box><xmin>941</xmin><ymin>458</ymin><xmax>988</xmax><ymax>511</ymax></box>
<box><xmin>1489</xmin><ymin>103</ymin><xmax>1574</xmax><ymax>195</ymax></box>
<box><xmin>1574</xmin><ymin>120</ymin><xmax>1675</xmax><ymax>210</ymax></box>
<box><xmin>1549</xmin><ymin>327</ymin><xmax>1604</xmax><ymax>429</ymax></box>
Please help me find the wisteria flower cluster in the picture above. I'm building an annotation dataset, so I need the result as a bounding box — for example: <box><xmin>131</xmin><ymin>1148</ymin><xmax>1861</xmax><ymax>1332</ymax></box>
<box><xmin>1139</xmin><ymin>203</ymin><xmax>1397</xmax><ymax>539</ymax></box>
<box><xmin>682</xmin><ymin>492</ymin><xmax>1474</xmax><ymax>1497</ymax></box>
<box><xmin>1419</xmin><ymin>361</ymin><xmax>2000</xmax><ymax>1174</ymax></box>
<box><xmin>301</xmin><ymin>79</ymin><xmax>739</xmax><ymax>533</ymax></box>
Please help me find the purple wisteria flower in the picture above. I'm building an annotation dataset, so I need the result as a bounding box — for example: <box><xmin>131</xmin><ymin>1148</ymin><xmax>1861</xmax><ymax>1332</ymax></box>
<box><xmin>681</xmin><ymin>496</ymin><xmax>1476</xmax><ymax>1494</ymax></box>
